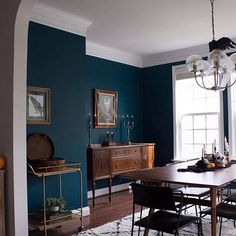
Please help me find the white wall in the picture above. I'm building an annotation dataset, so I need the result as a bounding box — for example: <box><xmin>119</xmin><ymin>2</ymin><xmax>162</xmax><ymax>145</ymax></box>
<box><xmin>0</xmin><ymin>0</ymin><xmax>36</xmax><ymax>235</ymax></box>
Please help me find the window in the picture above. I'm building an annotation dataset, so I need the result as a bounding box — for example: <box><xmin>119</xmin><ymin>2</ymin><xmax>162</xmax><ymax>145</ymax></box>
<box><xmin>173</xmin><ymin>65</ymin><xmax>223</xmax><ymax>160</ymax></box>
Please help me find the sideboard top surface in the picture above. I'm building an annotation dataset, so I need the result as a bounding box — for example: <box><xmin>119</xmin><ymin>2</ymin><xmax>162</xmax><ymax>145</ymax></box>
<box><xmin>87</xmin><ymin>143</ymin><xmax>155</xmax><ymax>150</ymax></box>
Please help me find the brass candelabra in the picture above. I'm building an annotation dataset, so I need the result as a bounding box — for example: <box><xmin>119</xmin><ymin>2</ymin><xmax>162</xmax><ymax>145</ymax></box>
<box><xmin>122</xmin><ymin>115</ymin><xmax>134</xmax><ymax>145</ymax></box>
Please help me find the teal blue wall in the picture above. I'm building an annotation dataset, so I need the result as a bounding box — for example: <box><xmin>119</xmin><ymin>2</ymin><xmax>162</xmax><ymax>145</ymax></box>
<box><xmin>27</xmin><ymin>22</ymin><xmax>143</xmax><ymax>212</ymax></box>
<box><xmin>142</xmin><ymin>63</ymin><xmax>178</xmax><ymax>166</ymax></box>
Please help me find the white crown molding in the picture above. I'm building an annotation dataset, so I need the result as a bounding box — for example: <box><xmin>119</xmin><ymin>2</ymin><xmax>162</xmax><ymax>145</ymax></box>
<box><xmin>143</xmin><ymin>44</ymin><xmax>209</xmax><ymax>68</ymax></box>
<box><xmin>86</xmin><ymin>41</ymin><xmax>143</xmax><ymax>68</ymax></box>
<box><xmin>143</xmin><ymin>37</ymin><xmax>236</xmax><ymax>68</ymax></box>
<box><xmin>30</xmin><ymin>2</ymin><xmax>92</xmax><ymax>36</ymax></box>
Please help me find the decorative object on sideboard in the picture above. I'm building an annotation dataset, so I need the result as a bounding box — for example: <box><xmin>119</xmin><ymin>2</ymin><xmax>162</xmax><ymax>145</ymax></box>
<box><xmin>102</xmin><ymin>131</ymin><xmax>115</xmax><ymax>146</ymax></box>
<box><xmin>122</xmin><ymin>115</ymin><xmax>134</xmax><ymax>145</ymax></box>
<box><xmin>87</xmin><ymin>113</ymin><xmax>92</xmax><ymax>147</ymax></box>
<box><xmin>106</xmin><ymin>131</ymin><xmax>114</xmax><ymax>143</ymax></box>
<box><xmin>186</xmin><ymin>0</ymin><xmax>236</xmax><ymax>91</ymax></box>
<box><xmin>27</xmin><ymin>86</ymin><xmax>50</xmax><ymax>124</ymax></box>
<box><xmin>94</xmin><ymin>89</ymin><xmax>118</xmax><ymax>128</ymax></box>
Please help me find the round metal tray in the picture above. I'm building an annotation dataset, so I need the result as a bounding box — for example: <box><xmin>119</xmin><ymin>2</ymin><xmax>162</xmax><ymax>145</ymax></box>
<box><xmin>27</xmin><ymin>133</ymin><xmax>54</xmax><ymax>160</ymax></box>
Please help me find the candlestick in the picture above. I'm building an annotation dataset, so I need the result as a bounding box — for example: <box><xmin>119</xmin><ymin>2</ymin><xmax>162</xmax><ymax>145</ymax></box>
<box><xmin>224</xmin><ymin>137</ymin><xmax>227</xmax><ymax>151</ymax></box>
<box><xmin>123</xmin><ymin>114</ymin><xmax>135</xmax><ymax>145</ymax></box>
<box><xmin>213</xmin><ymin>139</ymin><xmax>216</xmax><ymax>154</ymax></box>
<box><xmin>87</xmin><ymin>113</ymin><xmax>92</xmax><ymax>147</ymax></box>
<box><xmin>202</xmin><ymin>144</ymin><xmax>205</xmax><ymax>158</ymax></box>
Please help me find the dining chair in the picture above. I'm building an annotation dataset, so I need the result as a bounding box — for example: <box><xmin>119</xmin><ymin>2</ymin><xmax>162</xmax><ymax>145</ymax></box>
<box><xmin>200</xmin><ymin>195</ymin><xmax>236</xmax><ymax>236</ymax></box>
<box><xmin>130</xmin><ymin>183</ymin><xmax>202</xmax><ymax>236</ymax></box>
<box><xmin>165</xmin><ymin>161</ymin><xmax>210</xmax><ymax>216</ymax></box>
<box><xmin>175</xmin><ymin>186</ymin><xmax>210</xmax><ymax>216</ymax></box>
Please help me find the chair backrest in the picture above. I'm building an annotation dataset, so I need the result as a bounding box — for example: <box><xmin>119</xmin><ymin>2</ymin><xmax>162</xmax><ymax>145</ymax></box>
<box><xmin>131</xmin><ymin>183</ymin><xmax>177</xmax><ymax>211</ymax></box>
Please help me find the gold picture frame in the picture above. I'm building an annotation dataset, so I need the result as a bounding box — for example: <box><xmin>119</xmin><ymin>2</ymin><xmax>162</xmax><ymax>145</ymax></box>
<box><xmin>27</xmin><ymin>86</ymin><xmax>50</xmax><ymax>124</ymax></box>
<box><xmin>94</xmin><ymin>89</ymin><xmax>118</xmax><ymax>128</ymax></box>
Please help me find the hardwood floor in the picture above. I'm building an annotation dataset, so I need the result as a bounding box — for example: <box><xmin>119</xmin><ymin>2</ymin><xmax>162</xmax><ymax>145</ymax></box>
<box><xmin>30</xmin><ymin>189</ymin><xmax>134</xmax><ymax>236</ymax></box>
<box><xmin>83</xmin><ymin>189</ymin><xmax>134</xmax><ymax>230</ymax></box>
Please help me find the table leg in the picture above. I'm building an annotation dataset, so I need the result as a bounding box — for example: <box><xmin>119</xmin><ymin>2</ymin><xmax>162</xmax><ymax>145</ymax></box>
<box><xmin>210</xmin><ymin>187</ymin><xmax>217</xmax><ymax>236</ymax></box>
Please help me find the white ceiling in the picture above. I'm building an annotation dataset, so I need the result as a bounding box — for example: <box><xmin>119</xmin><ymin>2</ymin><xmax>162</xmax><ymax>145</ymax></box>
<box><xmin>36</xmin><ymin>0</ymin><xmax>236</xmax><ymax>66</ymax></box>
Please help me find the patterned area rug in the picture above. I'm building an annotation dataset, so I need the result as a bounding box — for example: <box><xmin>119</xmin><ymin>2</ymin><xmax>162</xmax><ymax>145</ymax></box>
<box><xmin>76</xmin><ymin>209</ymin><xmax>235</xmax><ymax>236</ymax></box>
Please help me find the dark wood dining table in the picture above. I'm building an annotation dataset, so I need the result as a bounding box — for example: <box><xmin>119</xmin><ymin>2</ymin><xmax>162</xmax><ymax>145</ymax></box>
<box><xmin>120</xmin><ymin>160</ymin><xmax>236</xmax><ymax>236</ymax></box>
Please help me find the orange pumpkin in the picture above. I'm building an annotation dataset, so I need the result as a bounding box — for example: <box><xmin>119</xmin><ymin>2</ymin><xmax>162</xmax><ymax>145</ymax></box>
<box><xmin>0</xmin><ymin>154</ymin><xmax>6</xmax><ymax>170</ymax></box>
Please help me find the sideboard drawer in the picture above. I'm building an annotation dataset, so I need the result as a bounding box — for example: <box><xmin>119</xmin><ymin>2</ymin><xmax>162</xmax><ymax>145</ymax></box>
<box><xmin>112</xmin><ymin>156</ymin><xmax>141</xmax><ymax>173</ymax></box>
<box><xmin>110</xmin><ymin>148</ymin><xmax>129</xmax><ymax>157</ymax></box>
<box><xmin>111</xmin><ymin>147</ymin><xmax>141</xmax><ymax>158</ymax></box>
<box><xmin>129</xmin><ymin>147</ymin><xmax>141</xmax><ymax>156</ymax></box>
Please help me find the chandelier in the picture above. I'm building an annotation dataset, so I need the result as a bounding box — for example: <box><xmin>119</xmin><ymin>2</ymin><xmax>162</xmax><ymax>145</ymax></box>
<box><xmin>186</xmin><ymin>0</ymin><xmax>236</xmax><ymax>91</ymax></box>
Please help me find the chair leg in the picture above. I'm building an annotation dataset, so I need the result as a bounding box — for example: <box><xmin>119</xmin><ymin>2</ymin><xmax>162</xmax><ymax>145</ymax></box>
<box><xmin>198</xmin><ymin>218</ymin><xmax>202</xmax><ymax>236</ymax></box>
<box><xmin>219</xmin><ymin>217</ymin><xmax>223</xmax><ymax>236</ymax></box>
<box><xmin>195</xmin><ymin>204</ymin><xmax>198</xmax><ymax>217</ymax></box>
<box><xmin>131</xmin><ymin>203</ymin><xmax>135</xmax><ymax>236</ymax></box>
<box><xmin>137</xmin><ymin>206</ymin><xmax>143</xmax><ymax>236</ymax></box>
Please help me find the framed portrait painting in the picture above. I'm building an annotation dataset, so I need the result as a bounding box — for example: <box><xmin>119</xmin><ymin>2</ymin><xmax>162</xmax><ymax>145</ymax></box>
<box><xmin>27</xmin><ymin>86</ymin><xmax>50</xmax><ymax>124</ymax></box>
<box><xmin>94</xmin><ymin>89</ymin><xmax>118</xmax><ymax>128</ymax></box>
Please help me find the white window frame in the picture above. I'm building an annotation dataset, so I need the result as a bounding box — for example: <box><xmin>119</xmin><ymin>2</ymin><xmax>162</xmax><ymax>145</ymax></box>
<box><xmin>172</xmin><ymin>64</ymin><xmax>224</xmax><ymax>160</ymax></box>
<box><xmin>228</xmin><ymin>85</ymin><xmax>236</xmax><ymax>156</ymax></box>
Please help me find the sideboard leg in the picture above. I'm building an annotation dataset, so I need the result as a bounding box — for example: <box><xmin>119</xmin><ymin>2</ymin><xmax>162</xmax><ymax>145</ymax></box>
<box><xmin>92</xmin><ymin>181</ymin><xmax>96</xmax><ymax>208</ymax></box>
<box><xmin>109</xmin><ymin>178</ymin><xmax>112</xmax><ymax>203</ymax></box>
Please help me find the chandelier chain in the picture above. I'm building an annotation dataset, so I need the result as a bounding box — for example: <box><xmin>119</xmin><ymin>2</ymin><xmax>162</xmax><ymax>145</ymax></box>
<box><xmin>211</xmin><ymin>0</ymin><xmax>215</xmax><ymax>40</ymax></box>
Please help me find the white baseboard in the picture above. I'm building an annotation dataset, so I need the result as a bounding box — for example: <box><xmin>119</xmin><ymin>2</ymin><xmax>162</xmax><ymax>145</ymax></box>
<box><xmin>82</xmin><ymin>206</ymin><xmax>90</xmax><ymax>217</ymax></box>
<box><xmin>87</xmin><ymin>182</ymin><xmax>131</xmax><ymax>199</ymax></box>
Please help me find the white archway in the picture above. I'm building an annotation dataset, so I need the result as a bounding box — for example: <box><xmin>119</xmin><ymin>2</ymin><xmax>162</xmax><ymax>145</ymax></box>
<box><xmin>1</xmin><ymin>0</ymin><xmax>36</xmax><ymax>235</ymax></box>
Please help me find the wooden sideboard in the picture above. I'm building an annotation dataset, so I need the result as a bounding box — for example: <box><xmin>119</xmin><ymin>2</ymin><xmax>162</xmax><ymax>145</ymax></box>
<box><xmin>87</xmin><ymin>143</ymin><xmax>155</xmax><ymax>207</ymax></box>
<box><xmin>0</xmin><ymin>170</ymin><xmax>5</xmax><ymax>236</ymax></box>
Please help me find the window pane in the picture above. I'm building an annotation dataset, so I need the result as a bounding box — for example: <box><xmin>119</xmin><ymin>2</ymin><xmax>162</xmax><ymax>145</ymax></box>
<box><xmin>182</xmin><ymin>144</ymin><xmax>194</xmax><ymax>158</ymax></box>
<box><xmin>193</xmin><ymin>85</ymin><xmax>206</xmax><ymax>99</ymax></box>
<box><xmin>206</xmin><ymin>114</ymin><xmax>218</xmax><ymax>129</ymax></box>
<box><xmin>193</xmin><ymin>144</ymin><xmax>203</xmax><ymax>158</ymax></box>
<box><xmin>182</xmin><ymin>130</ymin><xmax>193</xmax><ymax>143</ymax></box>
<box><xmin>194</xmin><ymin>130</ymin><xmax>206</xmax><ymax>144</ymax></box>
<box><xmin>194</xmin><ymin>98</ymin><xmax>206</xmax><ymax>113</ymax></box>
<box><xmin>194</xmin><ymin>115</ymin><xmax>205</xmax><ymax>129</ymax></box>
<box><xmin>182</xmin><ymin>116</ymin><xmax>192</xmax><ymax>129</ymax></box>
<box><xmin>207</xmin><ymin>97</ymin><xmax>219</xmax><ymax>112</ymax></box>
<box><xmin>206</xmin><ymin>130</ymin><xmax>219</xmax><ymax>144</ymax></box>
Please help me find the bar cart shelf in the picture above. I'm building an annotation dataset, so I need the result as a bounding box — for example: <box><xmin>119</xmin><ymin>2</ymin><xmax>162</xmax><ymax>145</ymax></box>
<box><xmin>27</xmin><ymin>162</ymin><xmax>83</xmax><ymax>236</ymax></box>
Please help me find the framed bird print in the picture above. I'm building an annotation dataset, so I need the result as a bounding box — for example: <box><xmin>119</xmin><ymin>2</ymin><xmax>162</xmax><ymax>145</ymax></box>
<box><xmin>27</xmin><ymin>86</ymin><xmax>50</xmax><ymax>124</ymax></box>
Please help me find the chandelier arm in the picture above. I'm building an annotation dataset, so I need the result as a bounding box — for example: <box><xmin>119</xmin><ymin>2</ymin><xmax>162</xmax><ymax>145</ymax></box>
<box><xmin>194</xmin><ymin>75</ymin><xmax>205</xmax><ymax>88</ymax></box>
<box><xmin>194</xmin><ymin>74</ymin><xmax>212</xmax><ymax>90</ymax></box>
<box><xmin>200</xmin><ymin>74</ymin><xmax>214</xmax><ymax>90</ymax></box>
<box><xmin>220</xmin><ymin>77</ymin><xmax>236</xmax><ymax>89</ymax></box>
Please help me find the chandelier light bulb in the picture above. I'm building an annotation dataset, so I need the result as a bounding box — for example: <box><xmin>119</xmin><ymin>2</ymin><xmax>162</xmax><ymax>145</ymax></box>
<box><xmin>186</xmin><ymin>55</ymin><xmax>203</xmax><ymax>72</ymax></box>
<box><xmin>229</xmin><ymin>53</ymin><xmax>236</xmax><ymax>65</ymax></box>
